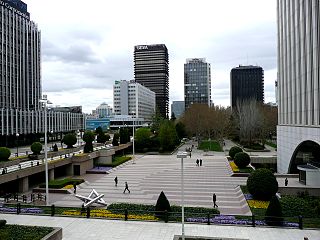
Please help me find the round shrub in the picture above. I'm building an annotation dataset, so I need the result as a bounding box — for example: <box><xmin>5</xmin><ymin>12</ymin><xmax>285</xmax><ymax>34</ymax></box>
<box><xmin>0</xmin><ymin>147</ymin><xmax>11</xmax><ymax>161</ymax></box>
<box><xmin>31</xmin><ymin>142</ymin><xmax>42</xmax><ymax>154</ymax></box>
<box><xmin>155</xmin><ymin>191</ymin><xmax>171</xmax><ymax>219</ymax></box>
<box><xmin>83</xmin><ymin>131</ymin><xmax>95</xmax><ymax>143</ymax></box>
<box><xmin>229</xmin><ymin>146</ymin><xmax>243</xmax><ymax>159</ymax></box>
<box><xmin>265</xmin><ymin>195</ymin><xmax>283</xmax><ymax>226</ymax></box>
<box><xmin>247</xmin><ymin>168</ymin><xmax>278</xmax><ymax>200</ymax></box>
<box><xmin>234</xmin><ymin>152</ymin><xmax>250</xmax><ymax>168</ymax></box>
<box><xmin>62</xmin><ymin>133</ymin><xmax>77</xmax><ymax>148</ymax></box>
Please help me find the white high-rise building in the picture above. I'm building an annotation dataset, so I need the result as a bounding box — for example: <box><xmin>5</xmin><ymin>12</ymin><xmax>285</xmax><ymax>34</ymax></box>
<box><xmin>277</xmin><ymin>0</ymin><xmax>320</xmax><ymax>185</ymax></box>
<box><xmin>95</xmin><ymin>103</ymin><xmax>113</xmax><ymax>118</ymax></box>
<box><xmin>113</xmin><ymin>80</ymin><xmax>155</xmax><ymax>121</ymax></box>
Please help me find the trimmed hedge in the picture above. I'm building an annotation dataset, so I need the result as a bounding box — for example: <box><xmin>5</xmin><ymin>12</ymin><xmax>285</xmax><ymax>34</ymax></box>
<box><xmin>62</xmin><ymin>133</ymin><xmax>77</xmax><ymax>148</ymax></box>
<box><xmin>265</xmin><ymin>195</ymin><xmax>283</xmax><ymax>226</ymax></box>
<box><xmin>0</xmin><ymin>147</ymin><xmax>11</xmax><ymax>161</ymax></box>
<box><xmin>247</xmin><ymin>168</ymin><xmax>278</xmax><ymax>200</ymax></box>
<box><xmin>155</xmin><ymin>191</ymin><xmax>171</xmax><ymax>218</ymax></box>
<box><xmin>31</xmin><ymin>142</ymin><xmax>42</xmax><ymax>154</ymax></box>
<box><xmin>0</xmin><ymin>225</ymin><xmax>53</xmax><ymax>240</ymax></box>
<box><xmin>229</xmin><ymin>146</ymin><xmax>243</xmax><ymax>159</ymax></box>
<box><xmin>234</xmin><ymin>152</ymin><xmax>251</xmax><ymax>168</ymax></box>
<box><xmin>39</xmin><ymin>178</ymin><xmax>84</xmax><ymax>189</ymax></box>
<box><xmin>0</xmin><ymin>219</ymin><xmax>6</xmax><ymax>227</ymax></box>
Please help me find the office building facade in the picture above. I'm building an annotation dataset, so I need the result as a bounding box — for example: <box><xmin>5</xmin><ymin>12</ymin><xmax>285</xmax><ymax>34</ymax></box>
<box><xmin>184</xmin><ymin>58</ymin><xmax>211</xmax><ymax>109</ymax></box>
<box><xmin>95</xmin><ymin>103</ymin><xmax>113</xmax><ymax>118</ymax></box>
<box><xmin>113</xmin><ymin>80</ymin><xmax>155</xmax><ymax>122</ymax></box>
<box><xmin>277</xmin><ymin>0</ymin><xmax>320</xmax><ymax>184</ymax></box>
<box><xmin>0</xmin><ymin>0</ymin><xmax>84</xmax><ymax>146</ymax></box>
<box><xmin>171</xmin><ymin>101</ymin><xmax>185</xmax><ymax>118</ymax></box>
<box><xmin>134</xmin><ymin>44</ymin><xmax>169</xmax><ymax>118</ymax></box>
<box><xmin>230</xmin><ymin>65</ymin><xmax>264</xmax><ymax>108</ymax></box>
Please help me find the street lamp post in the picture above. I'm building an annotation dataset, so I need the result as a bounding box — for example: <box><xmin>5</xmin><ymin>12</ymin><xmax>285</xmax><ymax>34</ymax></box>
<box><xmin>40</xmin><ymin>95</ymin><xmax>52</xmax><ymax>206</ymax></box>
<box><xmin>16</xmin><ymin>133</ymin><xmax>19</xmax><ymax>157</ymax></box>
<box><xmin>50</xmin><ymin>130</ymin><xmax>54</xmax><ymax>150</ymax></box>
<box><xmin>177</xmin><ymin>151</ymin><xmax>187</xmax><ymax>240</ymax></box>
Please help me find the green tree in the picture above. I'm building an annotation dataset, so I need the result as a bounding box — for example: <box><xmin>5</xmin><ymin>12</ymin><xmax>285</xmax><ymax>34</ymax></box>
<box><xmin>120</xmin><ymin>128</ymin><xmax>130</xmax><ymax>144</ymax></box>
<box><xmin>265</xmin><ymin>195</ymin><xmax>284</xmax><ymax>226</ymax></box>
<box><xmin>170</xmin><ymin>112</ymin><xmax>176</xmax><ymax>122</ymax></box>
<box><xmin>175</xmin><ymin>122</ymin><xmax>187</xmax><ymax>140</ymax></box>
<box><xmin>31</xmin><ymin>142</ymin><xmax>42</xmax><ymax>155</ymax></box>
<box><xmin>95</xmin><ymin>126</ymin><xmax>103</xmax><ymax>135</ymax></box>
<box><xmin>97</xmin><ymin>133</ymin><xmax>108</xmax><ymax>143</ymax></box>
<box><xmin>155</xmin><ymin>191</ymin><xmax>171</xmax><ymax>219</ymax></box>
<box><xmin>135</xmin><ymin>128</ymin><xmax>151</xmax><ymax>151</ymax></box>
<box><xmin>159</xmin><ymin>120</ymin><xmax>178</xmax><ymax>151</ymax></box>
<box><xmin>112</xmin><ymin>132</ymin><xmax>120</xmax><ymax>146</ymax></box>
<box><xmin>0</xmin><ymin>147</ymin><xmax>11</xmax><ymax>161</ymax></box>
<box><xmin>151</xmin><ymin>108</ymin><xmax>164</xmax><ymax>134</ymax></box>
<box><xmin>83</xmin><ymin>131</ymin><xmax>95</xmax><ymax>153</ymax></box>
<box><xmin>234</xmin><ymin>152</ymin><xmax>251</xmax><ymax>168</ymax></box>
<box><xmin>62</xmin><ymin>133</ymin><xmax>77</xmax><ymax>148</ymax></box>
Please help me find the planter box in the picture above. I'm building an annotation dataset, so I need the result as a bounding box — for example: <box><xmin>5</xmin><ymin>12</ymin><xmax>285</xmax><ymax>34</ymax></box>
<box><xmin>42</xmin><ymin>227</ymin><xmax>62</xmax><ymax>240</ymax></box>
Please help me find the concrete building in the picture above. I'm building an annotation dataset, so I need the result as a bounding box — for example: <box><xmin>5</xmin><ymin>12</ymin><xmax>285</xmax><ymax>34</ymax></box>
<box><xmin>0</xmin><ymin>0</ymin><xmax>84</xmax><ymax>147</ymax></box>
<box><xmin>230</xmin><ymin>65</ymin><xmax>264</xmax><ymax>108</ymax></box>
<box><xmin>184</xmin><ymin>58</ymin><xmax>211</xmax><ymax>109</ymax></box>
<box><xmin>171</xmin><ymin>101</ymin><xmax>185</xmax><ymax>118</ymax></box>
<box><xmin>277</xmin><ymin>0</ymin><xmax>320</xmax><ymax>186</ymax></box>
<box><xmin>134</xmin><ymin>44</ymin><xmax>169</xmax><ymax>118</ymax></box>
<box><xmin>95</xmin><ymin>103</ymin><xmax>113</xmax><ymax>118</ymax></box>
<box><xmin>113</xmin><ymin>80</ymin><xmax>155</xmax><ymax>122</ymax></box>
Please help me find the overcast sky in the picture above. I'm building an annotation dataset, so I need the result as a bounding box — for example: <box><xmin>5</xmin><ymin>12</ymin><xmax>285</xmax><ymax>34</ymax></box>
<box><xmin>26</xmin><ymin>0</ymin><xmax>277</xmax><ymax>113</ymax></box>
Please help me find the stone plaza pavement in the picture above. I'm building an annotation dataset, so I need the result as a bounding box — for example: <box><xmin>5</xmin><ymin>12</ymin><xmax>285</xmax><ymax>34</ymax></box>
<box><xmin>51</xmin><ymin>143</ymin><xmax>250</xmax><ymax>215</ymax></box>
<box><xmin>1</xmin><ymin>213</ymin><xmax>319</xmax><ymax>240</ymax></box>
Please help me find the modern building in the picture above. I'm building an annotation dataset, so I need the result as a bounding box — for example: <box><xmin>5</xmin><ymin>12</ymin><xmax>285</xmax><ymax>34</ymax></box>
<box><xmin>113</xmin><ymin>80</ymin><xmax>155</xmax><ymax>122</ymax></box>
<box><xmin>171</xmin><ymin>101</ymin><xmax>185</xmax><ymax>118</ymax></box>
<box><xmin>184</xmin><ymin>58</ymin><xmax>211</xmax><ymax>109</ymax></box>
<box><xmin>230</xmin><ymin>65</ymin><xmax>264</xmax><ymax>108</ymax></box>
<box><xmin>134</xmin><ymin>44</ymin><xmax>169</xmax><ymax>118</ymax></box>
<box><xmin>277</xmin><ymin>0</ymin><xmax>320</xmax><ymax>186</ymax></box>
<box><xmin>95</xmin><ymin>103</ymin><xmax>113</xmax><ymax>118</ymax></box>
<box><xmin>0</xmin><ymin>0</ymin><xmax>84</xmax><ymax>147</ymax></box>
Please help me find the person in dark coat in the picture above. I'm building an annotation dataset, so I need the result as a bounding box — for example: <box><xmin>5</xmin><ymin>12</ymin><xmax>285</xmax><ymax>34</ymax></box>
<box><xmin>200</xmin><ymin>159</ymin><xmax>203</xmax><ymax>166</ymax></box>
<box><xmin>285</xmin><ymin>178</ymin><xmax>288</xmax><ymax>186</ymax></box>
<box><xmin>114</xmin><ymin>176</ymin><xmax>118</xmax><ymax>187</ymax></box>
<box><xmin>73</xmin><ymin>183</ymin><xmax>77</xmax><ymax>194</ymax></box>
<box><xmin>196</xmin><ymin>159</ymin><xmax>199</xmax><ymax>166</ymax></box>
<box><xmin>213</xmin><ymin>193</ymin><xmax>218</xmax><ymax>208</ymax></box>
<box><xmin>123</xmin><ymin>181</ymin><xmax>130</xmax><ymax>193</ymax></box>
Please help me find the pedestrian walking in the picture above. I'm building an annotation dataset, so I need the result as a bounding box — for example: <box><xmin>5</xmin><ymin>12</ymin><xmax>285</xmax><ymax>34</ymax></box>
<box><xmin>196</xmin><ymin>159</ymin><xmax>199</xmax><ymax>166</ymax></box>
<box><xmin>285</xmin><ymin>178</ymin><xmax>288</xmax><ymax>186</ymax></box>
<box><xmin>213</xmin><ymin>193</ymin><xmax>218</xmax><ymax>208</ymax></box>
<box><xmin>123</xmin><ymin>181</ymin><xmax>130</xmax><ymax>193</ymax></box>
<box><xmin>200</xmin><ymin>159</ymin><xmax>203</xmax><ymax>166</ymax></box>
<box><xmin>114</xmin><ymin>176</ymin><xmax>118</xmax><ymax>187</ymax></box>
<box><xmin>189</xmin><ymin>151</ymin><xmax>192</xmax><ymax>158</ymax></box>
<box><xmin>73</xmin><ymin>183</ymin><xmax>77</xmax><ymax>194</ymax></box>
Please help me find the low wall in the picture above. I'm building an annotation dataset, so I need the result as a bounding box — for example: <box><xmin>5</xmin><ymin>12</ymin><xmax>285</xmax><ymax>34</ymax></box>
<box><xmin>278</xmin><ymin>187</ymin><xmax>320</xmax><ymax>197</ymax></box>
<box><xmin>42</xmin><ymin>227</ymin><xmax>62</xmax><ymax>240</ymax></box>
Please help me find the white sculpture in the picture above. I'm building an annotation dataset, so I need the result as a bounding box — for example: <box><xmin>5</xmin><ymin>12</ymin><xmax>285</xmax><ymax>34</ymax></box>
<box><xmin>75</xmin><ymin>189</ymin><xmax>107</xmax><ymax>207</ymax></box>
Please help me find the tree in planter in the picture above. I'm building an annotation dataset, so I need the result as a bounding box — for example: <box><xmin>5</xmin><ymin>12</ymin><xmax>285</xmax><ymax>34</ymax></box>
<box><xmin>112</xmin><ymin>132</ymin><xmax>120</xmax><ymax>146</ymax></box>
<box><xmin>31</xmin><ymin>142</ymin><xmax>42</xmax><ymax>155</ymax></box>
<box><xmin>105</xmin><ymin>134</ymin><xmax>110</xmax><ymax>141</ymax></box>
<box><xmin>0</xmin><ymin>147</ymin><xmax>11</xmax><ymax>161</ymax></box>
<box><xmin>83</xmin><ymin>131</ymin><xmax>95</xmax><ymax>153</ymax></box>
<box><xmin>62</xmin><ymin>133</ymin><xmax>77</xmax><ymax>148</ymax></box>
<box><xmin>228</xmin><ymin>146</ymin><xmax>243</xmax><ymax>159</ymax></box>
<box><xmin>155</xmin><ymin>191</ymin><xmax>171</xmax><ymax>219</ymax></box>
<box><xmin>95</xmin><ymin>126</ymin><xmax>103</xmax><ymax>135</ymax></box>
<box><xmin>234</xmin><ymin>152</ymin><xmax>251</xmax><ymax>168</ymax></box>
<box><xmin>247</xmin><ymin>168</ymin><xmax>278</xmax><ymax>200</ymax></box>
<box><xmin>265</xmin><ymin>195</ymin><xmax>284</xmax><ymax>226</ymax></box>
<box><xmin>97</xmin><ymin>132</ymin><xmax>108</xmax><ymax>144</ymax></box>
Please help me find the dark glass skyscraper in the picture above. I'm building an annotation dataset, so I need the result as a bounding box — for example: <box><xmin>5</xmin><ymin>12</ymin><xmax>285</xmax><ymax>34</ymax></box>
<box><xmin>134</xmin><ymin>44</ymin><xmax>169</xmax><ymax>118</ymax></box>
<box><xmin>230</xmin><ymin>65</ymin><xmax>264</xmax><ymax>108</ymax></box>
<box><xmin>184</xmin><ymin>58</ymin><xmax>211</xmax><ymax>109</ymax></box>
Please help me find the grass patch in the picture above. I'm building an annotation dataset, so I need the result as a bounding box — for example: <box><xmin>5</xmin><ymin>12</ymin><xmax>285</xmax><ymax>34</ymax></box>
<box><xmin>265</xmin><ymin>141</ymin><xmax>277</xmax><ymax>148</ymax></box>
<box><xmin>98</xmin><ymin>155</ymin><xmax>132</xmax><ymax>167</ymax></box>
<box><xmin>0</xmin><ymin>224</ymin><xmax>53</xmax><ymax>240</ymax></box>
<box><xmin>38</xmin><ymin>178</ymin><xmax>84</xmax><ymax>189</ymax></box>
<box><xmin>198</xmin><ymin>140</ymin><xmax>223</xmax><ymax>152</ymax></box>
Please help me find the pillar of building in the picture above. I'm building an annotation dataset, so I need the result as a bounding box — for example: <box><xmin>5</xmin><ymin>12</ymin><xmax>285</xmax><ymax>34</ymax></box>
<box><xmin>49</xmin><ymin>169</ymin><xmax>55</xmax><ymax>181</ymax></box>
<box><xmin>18</xmin><ymin>177</ymin><xmax>29</xmax><ymax>193</ymax></box>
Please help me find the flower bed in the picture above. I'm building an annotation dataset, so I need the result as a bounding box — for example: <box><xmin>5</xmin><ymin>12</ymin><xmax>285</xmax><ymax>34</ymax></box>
<box><xmin>229</xmin><ymin>161</ymin><xmax>239</xmax><ymax>172</ymax></box>
<box><xmin>0</xmin><ymin>206</ymin><xmax>43</xmax><ymax>214</ymax></box>
<box><xmin>86</xmin><ymin>166</ymin><xmax>113</xmax><ymax>174</ymax></box>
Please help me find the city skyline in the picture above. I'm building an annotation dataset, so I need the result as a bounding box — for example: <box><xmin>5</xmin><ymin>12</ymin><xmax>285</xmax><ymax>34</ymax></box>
<box><xmin>27</xmin><ymin>0</ymin><xmax>277</xmax><ymax>113</ymax></box>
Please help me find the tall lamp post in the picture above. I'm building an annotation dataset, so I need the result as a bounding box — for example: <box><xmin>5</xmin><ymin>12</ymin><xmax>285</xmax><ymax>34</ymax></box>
<box><xmin>16</xmin><ymin>133</ymin><xmax>19</xmax><ymax>157</ymax></box>
<box><xmin>177</xmin><ymin>151</ymin><xmax>187</xmax><ymax>240</ymax></box>
<box><xmin>40</xmin><ymin>95</ymin><xmax>52</xmax><ymax>206</ymax></box>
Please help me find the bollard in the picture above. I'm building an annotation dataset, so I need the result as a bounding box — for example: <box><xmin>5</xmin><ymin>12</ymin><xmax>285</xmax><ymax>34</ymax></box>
<box><xmin>17</xmin><ymin>203</ymin><xmax>21</xmax><ymax>214</ymax></box>
<box><xmin>252</xmin><ymin>214</ymin><xmax>256</xmax><ymax>227</ymax></box>
<box><xmin>164</xmin><ymin>210</ymin><xmax>168</xmax><ymax>223</ymax></box>
<box><xmin>298</xmin><ymin>215</ymin><xmax>303</xmax><ymax>229</ymax></box>
<box><xmin>124</xmin><ymin>209</ymin><xmax>128</xmax><ymax>221</ymax></box>
<box><xmin>51</xmin><ymin>204</ymin><xmax>55</xmax><ymax>216</ymax></box>
<box><xmin>86</xmin><ymin>207</ymin><xmax>90</xmax><ymax>218</ymax></box>
<box><xmin>207</xmin><ymin>213</ymin><xmax>210</xmax><ymax>225</ymax></box>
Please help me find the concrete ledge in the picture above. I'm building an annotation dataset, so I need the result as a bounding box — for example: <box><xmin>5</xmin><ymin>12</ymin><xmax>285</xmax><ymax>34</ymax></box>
<box><xmin>278</xmin><ymin>187</ymin><xmax>320</xmax><ymax>197</ymax></box>
<box><xmin>173</xmin><ymin>235</ymin><xmax>248</xmax><ymax>240</ymax></box>
<box><xmin>42</xmin><ymin>227</ymin><xmax>62</xmax><ymax>240</ymax></box>
<box><xmin>33</xmin><ymin>188</ymin><xmax>71</xmax><ymax>194</ymax></box>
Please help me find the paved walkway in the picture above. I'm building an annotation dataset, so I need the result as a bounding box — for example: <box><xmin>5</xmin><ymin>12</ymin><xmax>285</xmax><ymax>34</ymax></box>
<box><xmin>51</xmin><ymin>142</ymin><xmax>249</xmax><ymax>215</ymax></box>
<box><xmin>1</xmin><ymin>214</ymin><xmax>318</xmax><ymax>240</ymax></box>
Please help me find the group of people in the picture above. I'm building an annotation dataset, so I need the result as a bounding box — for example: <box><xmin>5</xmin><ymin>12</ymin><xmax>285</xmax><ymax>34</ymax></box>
<box><xmin>196</xmin><ymin>159</ymin><xmax>203</xmax><ymax>166</ymax></box>
<box><xmin>114</xmin><ymin>176</ymin><xmax>130</xmax><ymax>193</ymax></box>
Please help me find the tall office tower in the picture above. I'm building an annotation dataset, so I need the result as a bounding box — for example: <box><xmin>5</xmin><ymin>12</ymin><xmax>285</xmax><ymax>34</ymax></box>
<box><xmin>230</xmin><ymin>65</ymin><xmax>264</xmax><ymax>108</ymax></box>
<box><xmin>0</xmin><ymin>0</ymin><xmax>84</xmax><ymax>146</ymax></box>
<box><xmin>113</xmin><ymin>80</ymin><xmax>155</xmax><ymax>122</ymax></box>
<box><xmin>171</xmin><ymin>101</ymin><xmax>185</xmax><ymax>118</ymax></box>
<box><xmin>277</xmin><ymin>0</ymin><xmax>320</xmax><ymax>183</ymax></box>
<box><xmin>184</xmin><ymin>58</ymin><xmax>211</xmax><ymax>109</ymax></box>
<box><xmin>134</xmin><ymin>44</ymin><xmax>169</xmax><ymax>118</ymax></box>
